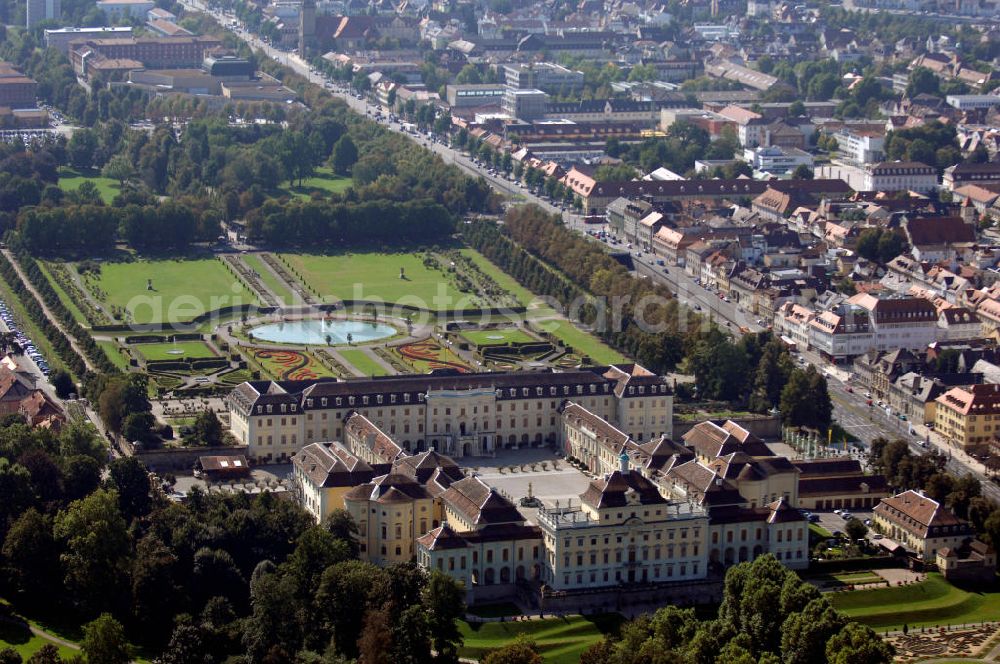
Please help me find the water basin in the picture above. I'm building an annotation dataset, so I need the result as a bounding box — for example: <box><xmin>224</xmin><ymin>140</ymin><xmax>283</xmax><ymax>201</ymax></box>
<box><xmin>249</xmin><ymin>319</ymin><xmax>396</xmax><ymax>345</ymax></box>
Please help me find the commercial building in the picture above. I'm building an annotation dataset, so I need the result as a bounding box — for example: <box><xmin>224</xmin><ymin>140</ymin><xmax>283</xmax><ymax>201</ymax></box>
<box><xmin>26</xmin><ymin>0</ymin><xmax>60</xmax><ymax>28</ymax></box>
<box><xmin>873</xmin><ymin>490</ymin><xmax>973</xmax><ymax>562</ymax></box>
<box><xmin>445</xmin><ymin>84</ymin><xmax>505</xmax><ymax>108</ymax></box>
<box><xmin>44</xmin><ymin>26</ymin><xmax>132</xmax><ymax>54</ymax></box>
<box><xmin>96</xmin><ymin>0</ymin><xmax>155</xmax><ymax>19</ymax></box>
<box><xmin>744</xmin><ymin>145</ymin><xmax>814</xmax><ymax>174</ymax></box>
<box><xmin>69</xmin><ymin>35</ymin><xmax>223</xmax><ymax>79</ymax></box>
<box><xmin>0</xmin><ymin>63</ymin><xmax>38</xmax><ymax>109</ymax></box>
<box><xmin>501</xmin><ymin>88</ymin><xmax>548</xmax><ymax>121</ymax></box>
<box><xmin>862</xmin><ymin>161</ymin><xmax>937</xmax><ymax>193</ymax></box>
<box><xmin>832</xmin><ymin>127</ymin><xmax>885</xmax><ymax>167</ymax></box>
<box><xmin>503</xmin><ymin>62</ymin><xmax>585</xmax><ymax>94</ymax></box>
<box><xmin>227</xmin><ymin>364</ymin><xmax>674</xmax><ymax>463</ymax></box>
<box><xmin>935</xmin><ymin>383</ymin><xmax>1000</xmax><ymax>455</ymax></box>
<box><xmin>945</xmin><ymin>94</ymin><xmax>1000</xmax><ymax>111</ymax></box>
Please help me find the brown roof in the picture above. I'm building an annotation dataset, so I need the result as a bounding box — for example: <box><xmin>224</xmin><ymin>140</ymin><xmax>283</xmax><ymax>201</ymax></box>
<box><xmin>904</xmin><ymin>216</ymin><xmax>976</xmax><ymax>246</ymax></box>
<box><xmin>579</xmin><ymin>469</ymin><xmax>667</xmax><ymax>509</ymax></box>
<box><xmin>292</xmin><ymin>442</ymin><xmax>375</xmax><ymax>488</ymax></box>
<box><xmin>681</xmin><ymin>420</ymin><xmax>772</xmax><ymax>459</ymax></box>
<box><xmin>441</xmin><ymin>476</ymin><xmax>523</xmax><ymax>526</ymax></box>
<box><xmin>875</xmin><ymin>489</ymin><xmax>966</xmax><ymax>538</ymax></box>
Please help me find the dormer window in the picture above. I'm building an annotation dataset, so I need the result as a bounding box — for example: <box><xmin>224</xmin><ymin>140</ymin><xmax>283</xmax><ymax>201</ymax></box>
<box><xmin>390</xmin><ymin>395</ymin><xmax>396</xmax><ymax>404</ymax></box>
<box><xmin>266</xmin><ymin>405</ymin><xmax>273</xmax><ymax>413</ymax></box>
<box><xmin>348</xmin><ymin>397</ymin><xmax>355</xmax><ymax>405</ymax></box>
<box><xmin>306</xmin><ymin>399</ymin><xmax>313</xmax><ymax>407</ymax></box>
<box><xmin>404</xmin><ymin>394</ymin><xmax>411</xmax><ymax>403</ymax></box>
<box><xmin>280</xmin><ymin>404</ymin><xmax>287</xmax><ymax>413</ymax></box>
<box><xmin>377</xmin><ymin>395</ymin><xmax>383</xmax><ymax>404</ymax></box>
<box><xmin>536</xmin><ymin>387</ymin><xmax>542</xmax><ymax>396</ymax></box>
<box><xmin>362</xmin><ymin>396</ymin><xmax>369</xmax><ymax>405</ymax></box>
<box><xmin>550</xmin><ymin>387</ymin><xmax>556</xmax><ymax>396</ymax></box>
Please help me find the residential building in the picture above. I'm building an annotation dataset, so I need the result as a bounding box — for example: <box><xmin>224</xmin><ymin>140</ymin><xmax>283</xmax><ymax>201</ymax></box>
<box><xmin>935</xmin><ymin>383</ymin><xmax>1000</xmax><ymax>454</ymax></box>
<box><xmin>873</xmin><ymin>490</ymin><xmax>973</xmax><ymax>561</ymax></box>
<box><xmin>0</xmin><ymin>64</ymin><xmax>37</xmax><ymax>109</ymax></box>
<box><xmin>944</xmin><ymin>162</ymin><xmax>1000</xmax><ymax>190</ymax></box>
<box><xmin>292</xmin><ymin>441</ymin><xmax>377</xmax><ymax>522</ymax></box>
<box><xmin>848</xmin><ymin>293</ymin><xmax>939</xmax><ymax>352</ymax></box>
<box><xmin>862</xmin><ymin>161</ymin><xmax>937</xmax><ymax>193</ymax></box>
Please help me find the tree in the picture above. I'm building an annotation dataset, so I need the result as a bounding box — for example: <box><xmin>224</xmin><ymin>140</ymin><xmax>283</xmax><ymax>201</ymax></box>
<box><xmin>2</xmin><ymin>508</ymin><xmax>58</xmax><ymax>599</ymax></box>
<box><xmin>324</xmin><ymin>508</ymin><xmax>360</xmax><ymax>556</ymax></box>
<box><xmin>357</xmin><ymin>605</ymin><xmax>394</xmax><ymax>664</ymax></box>
<box><xmin>787</xmin><ymin>101</ymin><xmax>806</xmax><ymax>117</ymax></box>
<box><xmin>190</xmin><ymin>410</ymin><xmax>224</xmax><ymax>447</ymax></box>
<box><xmin>24</xmin><ymin>645</ymin><xmax>62</xmax><ymax>664</ymax></box>
<box><xmin>906</xmin><ymin>67</ymin><xmax>939</xmax><ymax>98</ymax></box>
<box><xmin>67</xmin><ymin>129</ymin><xmax>98</xmax><ymax>170</ymax></box>
<box><xmin>154</xmin><ymin>624</ymin><xmax>212</xmax><ymax>664</ymax></box>
<box><xmin>779</xmin><ymin>598</ymin><xmax>845</xmax><ymax>664</ymax></box>
<box><xmin>101</xmin><ymin>154</ymin><xmax>135</xmax><ymax>187</ymax></box>
<box><xmin>0</xmin><ymin>648</ymin><xmax>21</xmax><ymax>664</ymax></box>
<box><xmin>82</xmin><ymin>613</ymin><xmax>132</xmax><ymax>664</ymax></box>
<box><xmin>482</xmin><ymin>638</ymin><xmax>543</xmax><ymax>664</ymax></box>
<box><xmin>825</xmin><ymin>623</ymin><xmax>894</xmax><ymax>664</ymax></box>
<box><xmin>53</xmin><ymin>488</ymin><xmax>130</xmax><ymax>613</ymax></box>
<box><xmin>49</xmin><ymin>369</ymin><xmax>74</xmax><ymax>399</ymax></box>
<box><xmin>284</xmin><ymin>526</ymin><xmax>353</xmax><ymax>598</ymax></box>
<box><xmin>455</xmin><ymin>64</ymin><xmax>482</xmax><ymax>85</ymax></box>
<box><xmin>689</xmin><ymin>332</ymin><xmax>750</xmax><ymax>402</ymax></box>
<box><xmin>780</xmin><ymin>366</ymin><xmax>832</xmax><ymax>430</ymax></box>
<box><xmin>423</xmin><ymin>570</ymin><xmax>465</xmax><ymax>663</ymax></box>
<box><xmin>790</xmin><ymin>165</ymin><xmax>813</xmax><ymax>180</ymax></box>
<box><xmin>845</xmin><ymin>518</ymin><xmax>868</xmax><ymax>542</ymax></box>
<box><xmin>106</xmin><ymin>455</ymin><xmax>153</xmax><ymax>520</ymax></box>
<box><xmin>331</xmin><ymin>136</ymin><xmax>359</xmax><ymax>176</ymax></box>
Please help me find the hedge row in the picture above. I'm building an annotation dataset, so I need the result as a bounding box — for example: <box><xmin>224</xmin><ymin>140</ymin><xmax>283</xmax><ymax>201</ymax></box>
<box><xmin>11</xmin><ymin>246</ymin><xmax>120</xmax><ymax>375</ymax></box>
<box><xmin>0</xmin><ymin>251</ymin><xmax>90</xmax><ymax>380</ymax></box>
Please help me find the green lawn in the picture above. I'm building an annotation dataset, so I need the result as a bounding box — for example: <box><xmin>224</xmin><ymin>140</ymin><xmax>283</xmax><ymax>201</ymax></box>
<box><xmin>243</xmin><ymin>253</ymin><xmax>295</xmax><ymax>306</ymax></box>
<box><xmin>459</xmin><ymin>614</ymin><xmax>623</xmax><ymax>664</ymax></box>
<box><xmin>280</xmin><ymin>252</ymin><xmax>465</xmax><ymax>309</ymax></box>
<box><xmin>461</xmin><ymin>249</ymin><xmax>541</xmax><ymax>309</ymax></box>
<box><xmin>89</xmin><ymin>259</ymin><xmax>258</xmax><ymax>325</ymax></box>
<box><xmin>135</xmin><ymin>340</ymin><xmax>216</xmax><ymax>361</ymax></box>
<box><xmin>338</xmin><ymin>348</ymin><xmax>391</xmax><ymax>376</ymax></box>
<box><xmin>277</xmin><ymin>167</ymin><xmax>352</xmax><ymax>199</ymax></box>
<box><xmin>462</xmin><ymin>328</ymin><xmax>537</xmax><ymax>346</ymax></box>
<box><xmin>96</xmin><ymin>340</ymin><xmax>129</xmax><ymax>370</ymax></box>
<box><xmin>0</xmin><ymin>620</ymin><xmax>78</xmax><ymax>660</ymax></box>
<box><xmin>830</xmin><ymin>573</ymin><xmax>1000</xmax><ymax>630</ymax></box>
<box><xmin>538</xmin><ymin>319</ymin><xmax>626</xmax><ymax>365</ymax></box>
<box><xmin>57</xmin><ymin>167</ymin><xmax>120</xmax><ymax>204</ymax></box>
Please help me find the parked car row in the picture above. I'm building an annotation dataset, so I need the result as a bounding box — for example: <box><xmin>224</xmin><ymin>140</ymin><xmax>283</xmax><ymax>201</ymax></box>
<box><xmin>0</xmin><ymin>299</ymin><xmax>50</xmax><ymax>376</ymax></box>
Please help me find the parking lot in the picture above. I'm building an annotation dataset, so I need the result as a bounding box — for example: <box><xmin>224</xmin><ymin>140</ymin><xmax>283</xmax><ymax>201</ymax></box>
<box><xmin>812</xmin><ymin>509</ymin><xmax>875</xmax><ymax>538</ymax></box>
<box><xmin>0</xmin><ymin>298</ymin><xmax>51</xmax><ymax>378</ymax></box>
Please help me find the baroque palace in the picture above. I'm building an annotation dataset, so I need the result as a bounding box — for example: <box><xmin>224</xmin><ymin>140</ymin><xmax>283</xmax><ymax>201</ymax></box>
<box><xmin>226</xmin><ymin>364</ymin><xmax>888</xmax><ymax>606</ymax></box>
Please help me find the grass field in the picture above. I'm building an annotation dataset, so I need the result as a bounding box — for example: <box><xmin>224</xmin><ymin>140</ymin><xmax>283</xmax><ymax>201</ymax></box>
<box><xmin>89</xmin><ymin>259</ymin><xmax>258</xmax><ymax>325</ymax></box>
<box><xmin>277</xmin><ymin>167</ymin><xmax>352</xmax><ymax>200</ymax></box>
<box><xmin>458</xmin><ymin>615</ymin><xmax>622</xmax><ymax>664</ymax></box>
<box><xmin>57</xmin><ymin>167</ymin><xmax>120</xmax><ymax>204</ymax></box>
<box><xmin>280</xmin><ymin>252</ymin><xmax>466</xmax><ymax>309</ymax></box>
<box><xmin>97</xmin><ymin>340</ymin><xmax>129</xmax><ymax>370</ymax></box>
<box><xmin>135</xmin><ymin>340</ymin><xmax>216</xmax><ymax>361</ymax></box>
<box><xmin>830</xmin><ymin>573</ymin><xmax>1000</xmax><ymax>629</ymax></box>
<box><xmin>339</xmin><ymin>348</ymin><xmax>392</xmax><ymax>376</ymax></box>
<box><xmin>462</xmin><ymin>328</ymin><xmax>537</xmax><ymax>346</ymax></box>
<box><xmin>539</xmin><ymin>320</ymin><xmax>626</xmax><ymax>365</ymax></box>
<box><xmin>461</xmin><ymin>249</ymin><xmax>539</xmax><ymax>309</ymax></box>
<box><xmin>243</xmin><ymin>254</ymin><xmax>295</xmax><ymax>305</ymax></box>
<box><xmin>0</xmin><ymin>621</ymin><xmax>79</xmax><ymax>660</ymax></box>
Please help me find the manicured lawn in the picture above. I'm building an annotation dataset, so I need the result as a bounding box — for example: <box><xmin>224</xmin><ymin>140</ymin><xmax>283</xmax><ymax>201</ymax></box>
<box><xmin>96</xmin><ymin>340</ymin><xmax>129</xmax><ymax>370</ymax></box>
<box><xmin>461</xmin><ymin>249</ymin><xmax>541</xmax><ymax>309</ymax></box>
<box><xmin>251</xmin><ymin>348</ymin><xmax>336</xmax><ymax>381</ymax></box>
<box><xmin>396</xmin><ymin>338</ymin><xmax>470</xmax><ymax>373</ymax></box>
<box><xmin>135</xmin><ymin>340</ymin><xmax>216</xmax><ymax>361</ymax></box>
<box><xmin>538</xmin><ymin>319</ymin><xmax>626</xmax><ymax>365</ymax></box>
<box><xmin>830</xmin><ymin>573</ymin><xmax>1000</xmax><ymax>630</ymax></box>
<box><xmin>57</xmin><ymin>167</ymin><xmax>120</xmax><ymax>204</ymax></box>
<box><xmin>462</xmin><ymin>327</ymin><xmax>537</xmax><ymax>346</ymax></box>
<box><xmin>339</xmin><ymin>348</ymin><xmax>391</xmax><ymax>376</ymax></box>
<box><xmin>243</xmin><ymin>253</ymin><xmax>295</xmax><ymax>305</ymax></box>
<box><xmin>459</xmin><ymin>614</ymin><xmax>622</xmax><ymax>664</ymax></box>
<box><xmin>280</xmin><ymin>252</ymin><xmax>465</xmax><ymax>309</ymax></box>
<box><xmin>89</xmin><ymin>259</ymin><xmax>258</xmax><ymax>325</ymax></box>
<box><xmin>277</xmin><ymin>167</ymin><xmax>352</xmax><ymax>199</ymax></box>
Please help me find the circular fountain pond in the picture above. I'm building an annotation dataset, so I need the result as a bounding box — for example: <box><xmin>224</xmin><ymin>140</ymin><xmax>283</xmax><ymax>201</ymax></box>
<box><xmin>249</xmin><ymin>319</ymin><xmax>396</xmax><ymax>345</ymax></box>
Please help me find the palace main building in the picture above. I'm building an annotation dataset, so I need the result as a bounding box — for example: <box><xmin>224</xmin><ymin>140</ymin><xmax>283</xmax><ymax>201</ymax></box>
<box><xmin>226</xmin><ymin>364</ymin><xmax>673</xmax><ymax>463</ymax></box>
